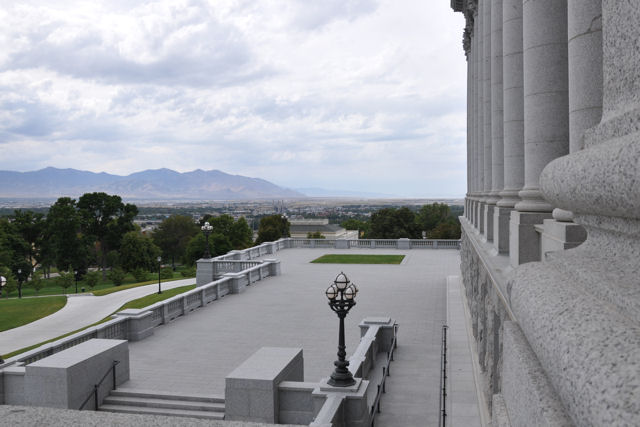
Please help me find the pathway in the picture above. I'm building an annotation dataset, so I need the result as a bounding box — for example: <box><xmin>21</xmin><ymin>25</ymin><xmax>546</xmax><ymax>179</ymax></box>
<box><xmin>0</xmin><ymin>278</ymin><xmax>195</xmax><ymax>355</ymax></box>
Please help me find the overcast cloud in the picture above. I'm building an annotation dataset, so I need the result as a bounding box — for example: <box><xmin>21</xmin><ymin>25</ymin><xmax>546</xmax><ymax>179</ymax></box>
<box><xmin>0</xmin><ymin>0</ymin><xmax>466</xmax><ymax>197</ymax></box>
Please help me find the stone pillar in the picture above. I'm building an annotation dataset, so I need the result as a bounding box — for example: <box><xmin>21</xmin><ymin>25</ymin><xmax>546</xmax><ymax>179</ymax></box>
<box><xmin>539</xmin><ymin>0</ymin><xmax>601</xmax><ymax>255</ymax></box>
<box><xmin>508</xmin><ymin>2</ymin><xmax>640</xmax><ymax>424</ymax></box>
<box><xmin>495</xmin><ymin>0</ymin><xmax>525</xmax><ymax>255</ymax></box>
<box><xmin>481</xmin><ymin>0</ymin><xmax>493</xmax><ymax>240</ymax></box>
<box><xmin>510</xmin><ymin>0</ymin><xmax>568</xmax><ymax>266</ymax></box>
<box><xmin>490</xmin><ymin>0</ymin><xmax>507</xmax><ymax>253</ymax></box>
<box><xmin>476</xmin><ymin>1</ymin><xmax>485</xmax><ymax>232</ymax></box>
<box><xmin>466</xmin><ymin>17</ymin><xmax>474</xmax><ymax>220</ymax></box>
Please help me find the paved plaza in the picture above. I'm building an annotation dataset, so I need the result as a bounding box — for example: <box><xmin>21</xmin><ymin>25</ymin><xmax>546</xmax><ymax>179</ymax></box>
<box><xmin>124</xmin><ymin>248</ymin><xmax>475</xmax><ymax>425</ymax></box>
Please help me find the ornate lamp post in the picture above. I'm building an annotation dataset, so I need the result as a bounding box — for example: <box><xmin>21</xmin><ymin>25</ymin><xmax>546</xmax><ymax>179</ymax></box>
<box><xmin>0</xmin><ymin>276</ymin><xmax>6</xmax><ymax>298</ymax></box>
<box><xmin>17</xmin><ymin>268</ymin><xmax>22</xmax><ymax>299</ymax></box>
<box><xmin>325</xmin><ymin>272</ymin><xmax>359</xmax><ymax>387</ymax></box>
<box><xmin>157</xmin><ymin>256</ymin><xmax>162</xmax><ymax>294</ymax></box>
<box><xmin>201</xmin><ymin>221</ymin><xmax>213</xmax><ymax>258</ymax></box>
<box><xmin>74</xmin><ymin>270</ymin><xmax>78</xmax><ymax>294</ymax></box>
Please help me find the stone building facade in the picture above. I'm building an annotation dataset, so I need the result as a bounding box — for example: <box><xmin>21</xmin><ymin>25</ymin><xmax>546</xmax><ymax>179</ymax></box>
<box><xmin>450</xmin><ymin>1</ymin><xmax>639</xmax><ymax>425</ymax></box>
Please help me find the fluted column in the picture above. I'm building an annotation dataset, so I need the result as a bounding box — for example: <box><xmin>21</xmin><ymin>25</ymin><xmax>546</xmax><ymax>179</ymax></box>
<box><xmin>481</xmin><ymin>0</ymin><xmax>493</xmax><ymax>240</ymax></box>
<box><xmin>498</xmin><ymin>0</ymin><xmax>524</xmax><ymax>208</ymax></box>
<box><xmin>476</xmin><ymin>1</ymin><xmax>485</xmax><ymax>232</ymax></box>
<box><xmin>498</xmin><ymin>0</ymin><xmax>525</xmax><ymax>256</ymax></box>
<box><xmin>490</xmin><ymin>0</ymin><xmax>508</xmax><ymax>253</ymax></box>
<box><xmin>539</xmin><ymin>0</ymin><xmax>601</xmax><ymax>254</ymax></box>
<box><xmin>510</xmin><ymin>0</ymin><xmax>568</xmax><ymax>266</ymax></box>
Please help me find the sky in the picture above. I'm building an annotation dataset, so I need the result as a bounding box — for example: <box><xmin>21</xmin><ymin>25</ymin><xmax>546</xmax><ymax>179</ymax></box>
<box><xmin>0</xmin><ymin>0</ymin><xmax>467</xmax><ymax>198</ymax></box>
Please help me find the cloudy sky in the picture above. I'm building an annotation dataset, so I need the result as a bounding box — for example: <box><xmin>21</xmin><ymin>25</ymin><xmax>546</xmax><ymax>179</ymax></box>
<box><xmin>0</xmin><ymin>0</ymin><xmax>466</xmax><ymax>198</ymax></box>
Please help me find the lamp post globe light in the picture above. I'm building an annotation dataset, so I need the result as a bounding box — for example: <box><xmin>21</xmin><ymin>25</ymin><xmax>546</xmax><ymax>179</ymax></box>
<box><xmin>74</xmin><ymin>270</ymin><xmax>78</xmax><ymax>294</ymax></box>
<box><xmin>157</xmin><ymin>256</ymin><xmax>162</xmax><ymax>294</ymax></box>
<box><xmin>0</xmin><ymin>276</ymin><xmax>6</xmax><ymax>298</ymax></box>
<box><xmin>201</xmin><ymin>221</ymin><xmax>214</xmax><ymax>259</ymax></box>
<box><xmin>325</xmin><ymin>272</ymin><xmax>359</xmax><ymax>387</ymax></box>
<box><xmin>17</xmin><ymin>268</ymin><xmax>22</xmax><ymax>299</ymax></box>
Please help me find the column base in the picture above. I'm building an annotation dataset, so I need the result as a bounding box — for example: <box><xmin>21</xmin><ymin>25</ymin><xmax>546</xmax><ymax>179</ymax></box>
<box><xmin>493</xmin><ymin>207</ymin><xmax>511</xmax><ymax>254</ymax></box>
<box><xmin>478</xmin><ymin>202</ymin><xmax>486</xmax><ymax>234</ymax></box>
<box><xmin>538</xmin><ymin>219</ymin><xmax>587</xmax><ymax>259</ymax></box>
<box><xmin>509</xmin><ymin>211</ymin><xmax>552</xmax><ymax>267</ymax></box>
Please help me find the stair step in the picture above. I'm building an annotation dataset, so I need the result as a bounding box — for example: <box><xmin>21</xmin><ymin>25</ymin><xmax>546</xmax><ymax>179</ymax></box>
<box><xmin>100</xmin><ymin>404</ymin><xmax>225</xmax><ymax>420</ymax></box>
<box><xmin>103</xmin><ymin>395</ymin><xmax>224</xmax><ymax>412</ymax></box>
<box><xmin>110</xmin><ymin>388</ymin><xmax>224</xmax><ymax>404</ymax></box>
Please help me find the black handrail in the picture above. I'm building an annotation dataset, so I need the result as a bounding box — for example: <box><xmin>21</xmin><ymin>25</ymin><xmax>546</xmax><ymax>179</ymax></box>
<box><xmin>370</xmin><ymin>323</ymin><xmax>399</xmax><ymax>427</ymax></box>
<box><xmin>439</xmin><ymin>325</ymin><xmax>448</xmax><ymax>427</ymax></box>
<box><xmin>79</xmin><ymin>360</ymin><xmax>120</xmax><ymax>411</ymax></box>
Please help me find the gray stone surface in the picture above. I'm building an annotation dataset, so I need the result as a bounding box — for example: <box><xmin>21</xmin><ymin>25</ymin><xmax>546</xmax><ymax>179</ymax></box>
<box><xmin>493</xmin><ymin>207</ymin><xmax>510</xmax><ymax>254</ymax></box>
<box><xmin>24</xmin><ymin>339</ymin><xmax>129</xmax><ymax>409</ymax></box>
<box><xmin>509</xmin><ymin>210</ymin><xmax>550</xmax><ymax>266</ymax></box>
<box><xmin>482</xmin><ymin>0</ymin><xmax>493</xmax><ymax>199</ymax></box>
<box><xmin>516</xmin><ymin>0</ymin><xmax>568</xmax><ymax>213</ymax></box>
<box><xmin>226</xmin><ymin>347</ymin><xmax>303</xmax><ymax>424</ymax></box>
<box><xmin>490</xmin><ymin>0</ymin><xmax>504</xmax><ymax>207</ymax></box>
<box><xmin>0</xmin><ymin>404</ymin><xmax>298</xmax><ymax>427</ymax></box>
<box><xmin>124</xmin><ymin>248</ymin><xmax>462</xmax><ymax>426</ymax></box>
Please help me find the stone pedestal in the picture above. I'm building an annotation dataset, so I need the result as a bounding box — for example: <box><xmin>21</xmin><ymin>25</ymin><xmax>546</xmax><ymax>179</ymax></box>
<box><xmin>478</xmin><ymin>202</ymin><xmax>486</xmax><ymax>234</ymax></box>
<box><xmin>196</xmin><ymin>258</ymin><xmax>215</xmax><ymax>287</ymax></box>
<box><xmin>538</xmin><ymin>219</ymin><xmax>586</xmax><ymax>259</ymax></box>
<box><xmin>509</xmin><ymin>211</ymin><xmax>551</xmax><ymax>266</ymax></box>
<box><xmin>492</xmin><ymin>207</ymin><xmax>510</xmax><ymax>254</ymax></box>
<box><xmin>115</xmin><ymin>309</ymin><xmax>154</xmax><ymax>341</ymax></box>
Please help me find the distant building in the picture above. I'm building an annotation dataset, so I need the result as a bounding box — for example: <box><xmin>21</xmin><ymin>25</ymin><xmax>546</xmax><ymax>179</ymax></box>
<box><xmin>289</xmin><ymin>218</ymin><xmax>358</xmax><ymax>239</ymax></box>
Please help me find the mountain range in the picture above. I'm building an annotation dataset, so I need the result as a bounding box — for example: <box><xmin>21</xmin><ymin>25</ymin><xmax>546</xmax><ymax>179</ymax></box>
<box><xmin>0</xmin><ymin>167</ymin><xmax>304</xmax><ymax>200</ymax></box>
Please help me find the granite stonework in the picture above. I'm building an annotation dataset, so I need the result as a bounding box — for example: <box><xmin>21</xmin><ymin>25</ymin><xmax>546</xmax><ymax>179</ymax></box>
<box><xmin>452</xmin><ymin>0</ymin><xmax>640</xmax><ymax>425</ymax></box>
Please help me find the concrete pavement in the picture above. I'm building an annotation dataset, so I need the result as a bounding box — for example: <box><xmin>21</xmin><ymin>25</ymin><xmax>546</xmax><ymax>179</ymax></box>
<box><xmin>125</xmin><ymin>248</ymin><xmax>471</xmax><ymax>426</ymax></box>
<box><xmin>0</xmin><ymin>278</ymin><xmax>195</xmax><ymax>355</ymax></box>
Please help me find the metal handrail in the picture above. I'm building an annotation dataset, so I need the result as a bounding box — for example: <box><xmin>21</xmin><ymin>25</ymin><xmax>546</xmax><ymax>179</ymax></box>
<box><xmin>370</xmin><ymin>323</ymin><xmax>399</xmax><ymax>426</ymax></box>
<box><xmin>79</xmin><ymin>360</ymin><xmax>120</xmax><ymax>411</ymax></box>
<box><xmin>439</xmin><ymin>325</ymin><xmax>449</xmax><ymax>427</ymax></box>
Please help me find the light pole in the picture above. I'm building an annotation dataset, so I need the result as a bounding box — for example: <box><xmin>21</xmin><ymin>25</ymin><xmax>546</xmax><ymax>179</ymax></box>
<box><xmin>17</xmin><ymin>268</ymin><xmax>22</xmax><ymax>299</ymax></box>
<box><xmin>157</xmin><ymin>256</ymin><xmax>162</xmax><ymax>294</ymax></box>
<box><xmin>325</xmin><ymin>272</ymin><xmax>359</xmax><ymax>387</ymax></box>
<box><xmin>74</xmin><ymin>270</ymin><xmax>78</xmax><ymax>294</ymax></box>
<box><xmin>201</xmin><ymin>221</ymin><xmax>213</xmax><ymax>258</ymax></box>
<box><xmin>0</xmin><ymin>276</ymin><xmax>6</xmax><ymax>298</ymax></box>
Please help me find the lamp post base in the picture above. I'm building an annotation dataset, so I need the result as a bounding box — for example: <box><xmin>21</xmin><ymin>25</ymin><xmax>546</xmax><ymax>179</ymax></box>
<box><xmin>328</xmin><ymin>361</ymin><xmax>356</xmax><ymax>387</ymax></box>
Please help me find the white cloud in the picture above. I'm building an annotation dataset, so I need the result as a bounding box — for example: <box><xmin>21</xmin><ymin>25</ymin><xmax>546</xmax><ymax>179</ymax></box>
<box><xmin>0</xmin><ymin>0</ymin><xmax>467</xmax><ymax>197</ymax></box>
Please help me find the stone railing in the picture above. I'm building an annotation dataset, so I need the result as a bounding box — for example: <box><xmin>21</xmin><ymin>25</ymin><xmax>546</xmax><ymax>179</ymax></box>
<box><xmin>1</xmin><ymin>259</ymin><xmax>281</xmax><ymax>371</ymax></box>
<box><xmin>286</xmin><ymin>238</ymin><xmax>460</xmax><ymax>250</ymax></box>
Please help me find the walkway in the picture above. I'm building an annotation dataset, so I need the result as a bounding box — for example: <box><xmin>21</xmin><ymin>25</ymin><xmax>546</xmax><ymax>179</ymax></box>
<box><xmin>0</xmin><ymin>278</ymin><xmax>195</xmax><ymax>355</ymax></box>
<box><xmin>124</xmin><ymin>248</ymin><xmax>475</xmax><ymax>426</ymax></box>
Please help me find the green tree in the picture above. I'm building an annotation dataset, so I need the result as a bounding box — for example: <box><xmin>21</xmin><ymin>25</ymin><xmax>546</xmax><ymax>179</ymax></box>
<box><xmin>416</xmin><ymin>203</ymin><xmax>452</xmax><ymax>234</ymax></box>
<box><xmin>0</xmin><ymin>266</ymin><xmax>17</xmax><ymax>298</ymax></box>
<box><xmin>12</xmin><ymin>210</ymin><xmax>46</xmax><ymax>270</ymax></box>
<box><xmin>46</xmin><ymin>197</ymin><xmax>89</xmax><ymax>274</ymax></box>
<box><xmin>427</xmin><ymin>220</ymin><xmax>461</xmax><ymax>239</ymax></box>
<box><xmin>256</xmin><ymin>215</ymin><xmax>290</xmax><ymax>244</ymax></box>
<box><xmin>183</xmin><ymin>233</ymin><xmax>232</xmax><ymax>265</ymax></box>
<box><xmin>77</xmin><ymin>192</ymin><xmax>138</xmax><ymax>278</ymax></box>
<box><xmin>340</xmin><ymin>219</ymin><xmax>370</xmax><ymax>238</ymax></box>
<box><xmin>84</xmin><ymin>271</ymin><xmax>100</xmax><ymax>290</ymax></box>
<box><xmin>119</xmin><ymin>231</ymin><xmax>161</xmax><ymax>272</ymax></box>
<box><xmin>30</xmin><ymin>271</ymin><xmax>45</xmax><ymax>294</ymax></box>
<box><xmin>57</xmin><ymin>271</ymin><xmax>74</xmax><ymax>294</ymax></box>
<box><xmin>108</xmin><ymin>267</ymin><xmax>126</xmax><ymax>286</ymax></box>
<box><xmin>369</xmin><ymin>207</ymin><xmax>420</xmax><ymax>239</ymax></box>
<box><xmin>201</xmin><ymin>214</ymin><xmax>253</xmax><ymax>249</ymax></box>
<box><xmin>131</xmin><ymin>267</ymin><xmax>149</xmax><ymax>282</ymax></box>
<box><xmin>152</xmin><ymin>215</ymin><xmax>199</xmax><ymax>270</ymax></box>
<box><xmin>307</xmin><ymin>231</ymin><xmax>325</xmax><ymax>239</ymax></box>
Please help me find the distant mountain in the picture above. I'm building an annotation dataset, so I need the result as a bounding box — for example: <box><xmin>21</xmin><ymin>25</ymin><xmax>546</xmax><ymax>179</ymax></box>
<box><xmin>295</xmin><ymin>187</ymin><xmax>396</xmax><ymax>198</ymax></box>
<box><xmin>0</xmin><ymin>167</ymin><xmax>305</xmax><ymax>200</ymax></box>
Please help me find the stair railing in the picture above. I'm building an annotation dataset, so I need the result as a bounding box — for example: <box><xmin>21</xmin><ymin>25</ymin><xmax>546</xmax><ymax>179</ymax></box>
<box><xmin>79</xmin><ymin>360</ymin><xmax>120</xmax><ymax>411</ymax></box>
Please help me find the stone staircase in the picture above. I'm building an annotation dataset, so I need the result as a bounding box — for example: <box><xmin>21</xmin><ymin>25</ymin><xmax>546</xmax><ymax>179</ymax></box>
<box><xmin>99</xmin><ymin>388</ymin><xmax>225</xmax><ymax>420</ymax></box>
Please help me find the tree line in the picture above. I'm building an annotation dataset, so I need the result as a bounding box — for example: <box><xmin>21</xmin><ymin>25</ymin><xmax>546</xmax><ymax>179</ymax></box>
<box><xmin>0</xmin><ymin>192</ymin><xmax>289</xmax><ymax>297</ymax></box>
<box><xmin>340</xmin><ymin>203</ymin><xmax>462</xmax><ymax>239</ymax></box>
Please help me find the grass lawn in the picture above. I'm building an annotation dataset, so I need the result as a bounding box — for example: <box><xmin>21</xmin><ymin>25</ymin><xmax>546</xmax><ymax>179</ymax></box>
<box><xmin>2</xmin><ymin>284</ymin><xmax>197</xmax><ymax>360</ymax></box>
<box><xmin>7</xmin><ymin>269</ymin><xmax>195</xmax><ymax>298</ymax></box>
<box><xmin>0</xmin><ymin>296</ymin><xmax>67</xmax><ymax>332</ymax></box>
<box><xmin>116</xmin><ymin>285</ymin><xmax>196</xmax><ymax>311</ymax></box>
<box><xmin>310</xmin><ymin>254</ymin><xmax>405</xmax><ymax>264</ymax></box>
